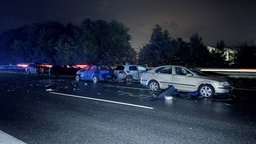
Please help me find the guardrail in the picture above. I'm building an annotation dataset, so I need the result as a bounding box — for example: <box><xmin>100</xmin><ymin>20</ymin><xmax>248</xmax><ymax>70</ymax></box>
<box><xmin>0</xmin><ymin>65</ymin><xmax>26</xmax><ymax>72</ymax></box>
<box><xmin>200</xmin><ymin>68</ymin><xmax>256</xmax><ymax>78</ymax></box>
<box><xmin>200</xmin><ymin>68</ymin><xmax>256</xmax><ymax>72</ymax></box>
<box><xmin>1</xmin><ymin>65</ymin><xmax>256</xmax><ymax>78</ymax></box>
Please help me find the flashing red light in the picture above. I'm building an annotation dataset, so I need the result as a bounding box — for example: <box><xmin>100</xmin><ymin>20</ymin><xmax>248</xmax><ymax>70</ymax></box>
<box><xmin>75</xmin><ymin>64</ymin><xmax>88</xmax><ymax>68</ymax></box>
<box><xmin>44</xmin><ymin>64</ymin><xmax>53</xmax><ymax>68</ymax></box>
<box><xmin>17</xmin><ymin>63</ymin><xmax>28</xmax><ymax>67</ymax></box>
<box><xmin>37</xmin><ymin>64</ymin><xmax>53</xmax><ymax>68</ymax></box>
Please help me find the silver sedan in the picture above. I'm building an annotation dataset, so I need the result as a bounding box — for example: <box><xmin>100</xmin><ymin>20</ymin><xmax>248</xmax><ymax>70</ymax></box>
<box><xmin>140</xmin><ymin>65</ymin><xmax>233</xmax><ymax>97</ymax></box>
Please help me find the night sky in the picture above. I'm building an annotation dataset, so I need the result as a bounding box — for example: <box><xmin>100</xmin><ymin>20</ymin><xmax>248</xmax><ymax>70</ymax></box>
<box><xmin>1</xmin><ymin>0</ymin><xmax>256</xmax><ymax>50</ymax></box>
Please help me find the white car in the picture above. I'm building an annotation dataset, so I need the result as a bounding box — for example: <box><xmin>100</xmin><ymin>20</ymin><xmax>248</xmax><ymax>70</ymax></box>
<box><xmin>114</xmin><ymin>64</ymin><xmax>148</xmax><ymax>82</ymax></box>
<box><xmin>25</xmin><ymin>63</ymin><xmax>39</xmax><ymax>75</ymax></box>
<box><xmin>140</xmin><ymin>65</ymin><xmax>233</xmax><ymax>97</ymax></box>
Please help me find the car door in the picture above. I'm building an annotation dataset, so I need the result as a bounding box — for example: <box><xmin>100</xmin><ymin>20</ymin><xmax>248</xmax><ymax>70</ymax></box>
<box><xmin>137</xmin><ymin>66</ymin><xmax>148</xmax><ymax>80</ymax></box>
<box><xmin>128</xmin><ymin>66</ymin><xmax>139</xmax><ymax>80</ymax></box>
<box><xmin>172</xmin><ymin>66</ymin><xmax>196</xmax><ymax>92</ymax></box>
<box><xmin>79</xmin><ymin>65</ymin><xmax>90</xmax><ymax>80</ymax></box>
<box><xmin>60</xmin><ymin>65</ymin><xmax>68</xmax><ymax>75</ymax></box>
<box><xmin>154</xmin><ymin>66</ymin><xmax>173</xmax><ymax>89</ymax></box>
<box><xmin>86</xmin><ymin>65</ymin><xmax>97</xmax><ymax>80</ymax></box>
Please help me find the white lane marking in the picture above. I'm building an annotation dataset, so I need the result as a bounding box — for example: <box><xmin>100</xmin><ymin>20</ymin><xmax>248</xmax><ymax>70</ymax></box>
<box><xmin>0</xmin><ymin>130</ymin><xmax>26</xmax><ymax>144</ymax></box>
<box><xmin>50</xmin><ymin>92</ymin><xmax>154</xmax><ymax>110</ymax></box>
<box><xmin>103</xmin><ymin>84</ymin><xmax>149</xmax><ymax>91</ymax></box>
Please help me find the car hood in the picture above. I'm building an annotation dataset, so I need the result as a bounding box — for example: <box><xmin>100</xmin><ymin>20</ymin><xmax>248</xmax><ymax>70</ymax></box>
<box><xmin>76</xmin><ymin>69</ymin><xmax>83</xmax><ymax>74</ymax></box>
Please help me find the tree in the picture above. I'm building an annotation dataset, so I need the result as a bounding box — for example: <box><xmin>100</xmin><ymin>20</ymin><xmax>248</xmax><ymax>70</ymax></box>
<box><xmin>174</xmin><ymin>37</ymin><xmax>189</xmax><ymax>65</ymax></box>
<box><xmin>235</xmin><ymin>43</ymin><xmax>256</xmax><ymax>68</ymax></box>
<box><xmin>209</xmin><ymin>40</ymin><xmax>227</xmax><ymax>67</ymax></box>
<box><xmin>80</xmin><ymin>19</ymin><xmax>136</xmax><ymax>65</ymax></box>
<box><xmin>9</xmin><ymin>22</ymin><xmax>67</xmax><ymax>64</ymax></box>
<box><xmin>139</xmin><ymin>25</ymin><xmax>177</xmax><ymax>66</ymax></box>
<box><xmin>54</xmin><ymin>23</ymin><xmax>81</xmax><ymax>64</ymax></box>
<box><xmin>188</xmin><ymin>33</ymin><xmax>211</xmax><ymax>67</ymax></box>
<box><xmin>36</xmin><ymin>22</ymin><xmax>65</xmax><ymax>63</ymax></box>
<box><xmin>0</xmin><ymin>29</ymin><xmax>24</xmax><ymax>64</ymax></box>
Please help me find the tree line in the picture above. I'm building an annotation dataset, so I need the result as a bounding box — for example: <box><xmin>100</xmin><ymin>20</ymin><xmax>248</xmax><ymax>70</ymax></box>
<box><xmin>139</xmin><ymin>25</ymin><xmax>256</xmax><ymax>68</ymax></box>
<box><xmin>0</xmin><ymin>20</ymin><xmax>255</xmax><ymax>68</ymax></box>
<box><xmin>0</xmin><ymin>19</ymin><xmax>136</xmax><ymax>65</ymax></box>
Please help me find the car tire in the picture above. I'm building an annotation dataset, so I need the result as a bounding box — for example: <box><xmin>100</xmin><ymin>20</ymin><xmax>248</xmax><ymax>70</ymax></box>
<box><xmin>92</xmin><ymin>76</ymin><xmax>98</xmax><ymax>84</ymax></box>
<box><xmin>148</xmin><ymin>80</ymin><xmax>160</xmax><ymax>92</ymax></box>
<box><xmin>198</xmin><ymin>84</ymin><xmax>214</xmax><ymax>98</ymax></box>
<box><xmin>125</xmin><ymin>75</ymin><xmax>133</xmax><ymax>83</ymax></box>
<box><xmin>75</xmin><ymin>75</ymin><xmax>80</xmax><ymax>81</ymax></box>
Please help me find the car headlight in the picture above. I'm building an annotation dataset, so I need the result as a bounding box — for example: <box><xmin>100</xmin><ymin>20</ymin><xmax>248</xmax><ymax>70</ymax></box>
<box><xmin>219</xmin><ymin>81</ymin><xmax>230</xmax><ymax>86</ymax></box>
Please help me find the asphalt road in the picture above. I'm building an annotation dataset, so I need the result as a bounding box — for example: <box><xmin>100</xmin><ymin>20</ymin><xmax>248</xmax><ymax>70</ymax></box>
<box><xmin>0</xmin><ymin>73</ymin><xmax>256</xmax><ymax>144</ymax></box>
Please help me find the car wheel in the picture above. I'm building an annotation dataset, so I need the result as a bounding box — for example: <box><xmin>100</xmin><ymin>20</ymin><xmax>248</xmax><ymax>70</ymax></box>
<box><xmin>198</xmin><ymin>84</ymin><xmax>214</xmax><ymax>98</ymax></box>
<box><xmin>92</xmin><ymin>76</ymin><xmax>98</xmax><ymax>83</ymax></box>
<box><xmin>148</xmin><ymin>80</ymin><xmax>160</xmax><ymax>91</ymax></box>
<box><xmin>75</xmin><ymin>75</ymin><xmax>80</xmax><ymax>81</ymax></box>
<box><xmin>125</xmin><ymin>75</ymin><xmax>133</xmax><ymax>83</ymax></box>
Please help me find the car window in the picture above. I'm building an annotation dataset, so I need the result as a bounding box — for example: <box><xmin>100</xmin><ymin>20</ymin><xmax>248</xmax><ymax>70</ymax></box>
<box><xmin>155</xmin><ymin>66</ymin><xmax>172</xmax><ymax>74</ymax></box>
<box><xmin>115</xmin><ymin>66</ymin><xmax>124</xmax><ymax>70</ymax></box>
<box><xmin>129</xmin><ymin>66</ymin><xmax>137</xmax><ymax>71</ymax></box>
<box><xmin>83</xmin><ymin>65</ymin><xmax>90</xmax><ymax>70</ymax></box>
<box><xmin>28</xmin><ymin>64</ymin><xmax>35</xmax><ymax>67</ymax></box>
<box><xmin>60</xmin><ymin>65</ymin><xmax>66</xmax><ymax>68</ymax></box>
<box><xmin>99</xmin><ymin>65</ymin><xmax>111</xmax><ymax>70</ymax></box>
<box><xmin>90</xmin><ymin>65</ymin><xmax>97</xmax><ymax>70</ymax></box>
<box><xmin>175</xmin><ymin>67</ymin><xmax>190</xmax><ymax>75</ymax></box>
<box><xmin>138</xmin><ymin>66</ymin><xmax>147</xmax><ymax>72</ymax></box>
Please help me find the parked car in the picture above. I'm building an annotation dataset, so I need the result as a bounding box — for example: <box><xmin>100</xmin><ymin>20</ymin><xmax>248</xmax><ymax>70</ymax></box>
<box><xmin>76</xmin><ymin>65</ymin><xmax>114</xmax><ymax>83</ymax></box>
<box><xmin>114</xmin><ymin>64</ymin><xmax>148</xmax><ymax>82</ymax></box>
<box><xmin>36</xmin><ymin>63</ymin><xmax>52</xmax><ymax>74</ymax></box>
<box><xmin>49</xmin><ymin>64</ymin><xmax>80</xmax><ymax>76</ymax></box>
<box><xmin>25</xmin><ymin>63</ymin><xmax>40</xmax><ymax>75</ymax></box>
<box><xmin>140</xmin><ymin>65</ymin><xmax>233</xmax><ymax>97</ymax></box>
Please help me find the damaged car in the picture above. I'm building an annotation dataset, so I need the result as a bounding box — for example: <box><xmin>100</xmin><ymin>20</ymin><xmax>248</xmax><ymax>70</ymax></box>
<box><xmin>76</xmin><ymin>65</ymin><xmax>114</xmax><ymax>83</ymax></box>
<box><xmin>114</xmin><ymin>64</ymin><xmax>148</xmax><ymax>83</ymax></box>
<box><xmin>140</xmin><ymin>65</ymin><xmax>233</xmax><ymax>97</ymax></box>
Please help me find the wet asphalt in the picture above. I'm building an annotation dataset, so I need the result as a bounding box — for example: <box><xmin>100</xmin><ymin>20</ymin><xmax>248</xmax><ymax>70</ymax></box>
<box><xmin>0</xmin><ymin>73</ymin><xmax>256</xmax><ymax>144</ymax></box>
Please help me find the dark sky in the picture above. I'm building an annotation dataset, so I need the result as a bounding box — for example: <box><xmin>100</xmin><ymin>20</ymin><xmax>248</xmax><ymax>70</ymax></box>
<box><xmin>1</xmin><ymin>0</ymin><xmax>256</xmax><ymax>49</ymax></box>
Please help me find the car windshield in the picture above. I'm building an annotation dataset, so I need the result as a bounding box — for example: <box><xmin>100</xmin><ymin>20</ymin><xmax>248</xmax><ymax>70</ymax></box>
<box><xmin>99</xmin><ymin>65</ymin><xmax>111</xmax><ymax>70</ymax></box>
<box><xmin>115</xmin><ymin>66</ymin><xmax>124</xmax><ymax>70</ymax></box>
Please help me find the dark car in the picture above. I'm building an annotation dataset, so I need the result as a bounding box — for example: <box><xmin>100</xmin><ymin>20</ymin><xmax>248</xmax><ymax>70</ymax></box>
<box><xmin>36</xmin><ymin>63</ymin><xmax>52</xmax><ymax>74</ymax></box>
<box><xmin>49</xmin><ymin>64</ymin><xmax>80</xmax><ymax>76</ymax></box>
<box><xmin>75</xmin><ymin>65</ymin><xmax>114</xmax><ymax>83</ymax></box>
